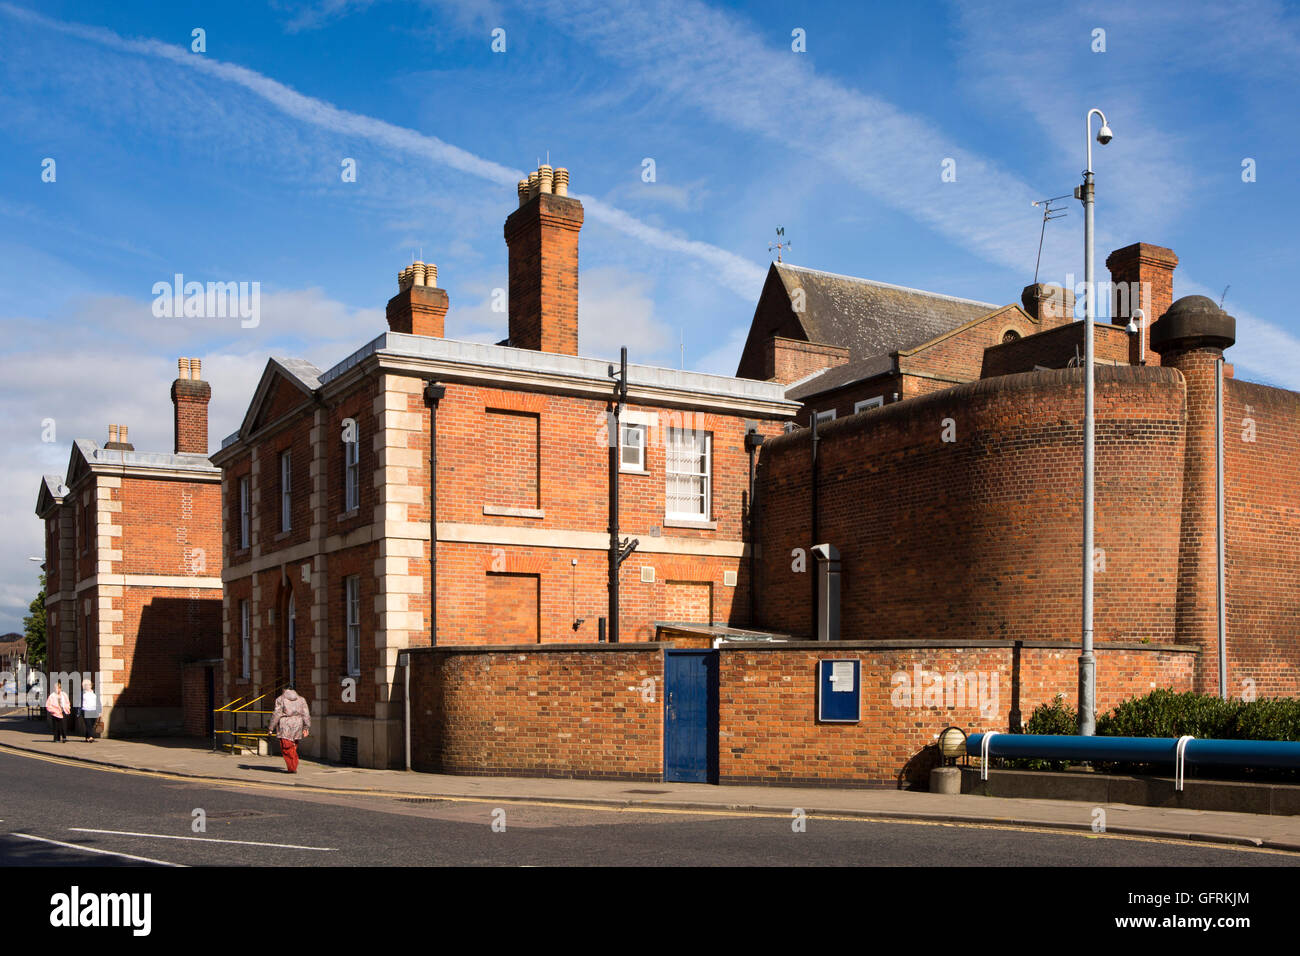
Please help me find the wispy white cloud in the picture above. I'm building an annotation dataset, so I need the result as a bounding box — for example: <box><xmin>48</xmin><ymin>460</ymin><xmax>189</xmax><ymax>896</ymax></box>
<box><xmin>0</xmin><ymin>2</ymin><xmax>763</xmax><ymax>297</ymax></box>
<box><xmin>950</xmin><ymin>0</ymin><xmax>1300</xmax><ymax>388</ymax></box>
<box><xmin>525</xmin><ymin>0</ymin><xmax>1054</xmax><ymax>273</ymax></box>
<box><xmin>578</xmin><ymin>266</ymin><xmax>673</xmax><ymax>359</ymax></box>
<box><xmin>0</xmin><ymin>281</ymin><xmax>379</xmax><ymax>631</ymax></box>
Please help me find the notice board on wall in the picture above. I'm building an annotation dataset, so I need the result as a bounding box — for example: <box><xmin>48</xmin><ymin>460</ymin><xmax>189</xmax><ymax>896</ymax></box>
<box><xmin>817</xmin><ymin>658</ymin><xmax>861</xmax><ymax>723</ymax></box>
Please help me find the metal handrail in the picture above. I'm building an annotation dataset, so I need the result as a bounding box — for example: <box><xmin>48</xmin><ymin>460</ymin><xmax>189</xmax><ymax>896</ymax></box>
<box><xmin>212</xmin><ymin>677</ymin><xmax>292</xmax><ymax>753</ymax></box>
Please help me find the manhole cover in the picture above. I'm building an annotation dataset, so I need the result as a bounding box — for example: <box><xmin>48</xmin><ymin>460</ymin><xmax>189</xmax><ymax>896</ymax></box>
<box><xmin>623</xmin><ymin>789</ymin><xmax>670</xmax><ymax>795</ymax></box>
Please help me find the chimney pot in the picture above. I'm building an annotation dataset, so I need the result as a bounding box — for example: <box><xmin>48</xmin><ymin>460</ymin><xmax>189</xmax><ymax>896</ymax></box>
<box><xmin>517</xmin><ymin>179</ymin><xmax>529</xmax><ymax>206</ymax></box>
<box><xmin>191</xmin><ymin>358</ymin><xmax>201</xmax><ymax>379</ymax></box>
<box><xmin>527</xmin><ymin>170</ymin><xmax>539</xmax><ymax>198</ymax></box>
<box><xmin>553</xmin><ymin>168</ymin><xmax>569</xmax><ymax>197</ymax></box>
<box><xmin>538</xmin><ymin>165</ymin><xmax>553</xmax><ymax>194</ymax></box>
<box><xmin>109</xmin><ymin>424</ymin><xmax>119</xmax><ymax>443</ymax></box>
<box><xmin>412</xmin><ymin>261</ymin><xmax>427</xmax><ymax>288</ymax></box>
<box><xmin>177</xmin><ymin>358</ymin><xmax>188</xmax><ymax>380</ymax></box>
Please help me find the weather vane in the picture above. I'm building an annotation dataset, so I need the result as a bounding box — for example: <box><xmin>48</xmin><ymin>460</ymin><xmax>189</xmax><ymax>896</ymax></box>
<box><xmin>1030</xmin><ymin>195</ymin><xmax>1070</xmax><ymax>285</ymax></box>
<box><xmin>769</xmin><ymin>226</ymin><xmax>792</xmax><ymax>263</ymax></box>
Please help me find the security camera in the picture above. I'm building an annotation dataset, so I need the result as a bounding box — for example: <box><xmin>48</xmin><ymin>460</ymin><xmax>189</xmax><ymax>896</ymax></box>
<box><xmin>1096</xmin><ymin>124</ymin><xmax>1113</xmax><ymax>145</ymax></box>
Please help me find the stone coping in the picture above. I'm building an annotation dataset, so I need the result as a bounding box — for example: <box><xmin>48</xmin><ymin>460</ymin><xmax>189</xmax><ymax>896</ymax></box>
<box><xmin>405</xmin><ymin>639</ymin><xmax>1197</xmax><ymax>654</ymax></box>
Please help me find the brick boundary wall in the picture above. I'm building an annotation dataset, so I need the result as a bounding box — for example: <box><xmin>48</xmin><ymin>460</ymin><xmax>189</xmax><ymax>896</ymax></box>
<box><xmin>717</xmin><ymin>641</ymin><xmax>1197</xmax><ymax>789</ymax></box>
<box><xmin>406</xmin><ymin>639</ymin><xmax>1195</xmax><ymax>788</ymax></box>
<box><xmin>1223</xmin><ymin>378</ymin><xmax>1300</xmax><ymax>696</ymax></box>
<box><xmin>408</xmin><ymin>643</ymin><xmax>665</xmax><ymax>780</ymax></box>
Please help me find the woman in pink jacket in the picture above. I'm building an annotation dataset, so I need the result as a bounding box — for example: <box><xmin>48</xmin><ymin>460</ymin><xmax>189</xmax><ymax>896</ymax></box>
<box><xmin>46</xmin><ymin>681</ymin><xmax>71</xmax><ymax>743</ymax></box>
<box><xmin>269</xmin><ymin>688</ymin><xmax>311</xmax><ymax>773</ymax></box>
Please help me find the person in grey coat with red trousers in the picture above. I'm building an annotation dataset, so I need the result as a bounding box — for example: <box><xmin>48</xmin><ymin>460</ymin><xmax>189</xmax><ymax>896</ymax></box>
<box><xmin>269</xmin><ymin>688</ymin><xmax>311</xmax><ymax>773</ymax></box>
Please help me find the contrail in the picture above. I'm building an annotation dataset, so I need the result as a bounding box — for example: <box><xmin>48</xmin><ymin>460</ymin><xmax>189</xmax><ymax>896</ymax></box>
<box><xmin>0</xmin><ymin>2</ymin><xmax>765</xmax><ymax>297</ymax></box>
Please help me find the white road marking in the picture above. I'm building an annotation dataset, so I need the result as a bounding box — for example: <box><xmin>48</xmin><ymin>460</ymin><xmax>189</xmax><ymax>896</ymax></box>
<box><xmin>11</xmin><ymin>832</ymin><xmax>185</xmax><ymax>867</ymax></box>
<box><xmin>68</xmin><ymin>828</ymin><xmax>336</xmax><ymax>851</ymax></box>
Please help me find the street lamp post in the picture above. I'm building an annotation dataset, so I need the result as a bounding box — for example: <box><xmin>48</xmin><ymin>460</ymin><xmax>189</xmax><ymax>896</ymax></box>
<box><xmin>1076</xmin><ymin>107</ymin><xmax>1112</xmax><ymax>736</ymax></box>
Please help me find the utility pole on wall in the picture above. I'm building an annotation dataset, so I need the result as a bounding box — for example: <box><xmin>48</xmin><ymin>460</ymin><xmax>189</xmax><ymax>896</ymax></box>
<box><xmin>607</xmin><ymin>347</ymin><xmax>638</xmax><ymax>642</ymax></box>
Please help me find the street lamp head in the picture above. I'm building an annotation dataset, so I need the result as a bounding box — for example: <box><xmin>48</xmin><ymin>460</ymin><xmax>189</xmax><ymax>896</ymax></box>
<box><xmin>1096</xmin><ymin>124</ymin><xmax>1113</xmax><ymax>145</ymax></box>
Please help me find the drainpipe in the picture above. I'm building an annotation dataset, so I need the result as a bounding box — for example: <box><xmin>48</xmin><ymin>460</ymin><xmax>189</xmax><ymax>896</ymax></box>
<box><xmin>402</xmin><ymin>651</ymin><xmax>411</xmax><ymax>771</ymax></box>
<box><xmin>745</xmin><ymin>427</ymin><xmax>763</xmax><ymax>627</ymax></box>
<box><xmin>423</xmin><ymin>381</ymin><xmax>445</xmax><ymax>646</ymax></box>
<box><xmin>810</xmin><ymin>415</ymin><xmax>820</xmax><ymax>639</ymax></box>
<box><xmin>1216</xmin><ymin>358</ymin><xmax>1227</xmax><ymax>699</ymax></box>
<box><xmin>608</xmin><ymin>348</ymin><xmax>636</xmax><ymax>642</ymax></box>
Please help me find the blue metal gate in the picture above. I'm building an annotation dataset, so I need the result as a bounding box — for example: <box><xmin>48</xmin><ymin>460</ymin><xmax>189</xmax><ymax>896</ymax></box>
<box><xmin>663</xmin><ymin>650</ymin><xmax>718</xmax><ymax>783</ymax></box>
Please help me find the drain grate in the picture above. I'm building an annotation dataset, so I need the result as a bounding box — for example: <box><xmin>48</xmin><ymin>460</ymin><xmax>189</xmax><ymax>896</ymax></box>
<box><xmin>397</xmin><ymin>797</ymin><xmax>448</xmax><ymax>804</ymax></box>
<box><xmin>623</xmin><ymin>789</ymin><xmax>671</xmax><ymax>794</ymax></box>
<box><xmin>339</xmin><ymin>735</ymin><xmax>358</xmax><ymax>767</ymax></box>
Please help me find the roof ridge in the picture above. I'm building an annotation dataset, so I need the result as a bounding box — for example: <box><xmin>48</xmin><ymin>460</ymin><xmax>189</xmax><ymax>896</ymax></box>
<box><xmin>776</xmin><ymin>262</ymin><xmax>998</xmax><ymax>309</ymax></box>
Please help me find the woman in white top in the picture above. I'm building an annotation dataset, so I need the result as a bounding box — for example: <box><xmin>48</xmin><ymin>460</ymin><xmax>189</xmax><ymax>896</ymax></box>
<box><xmin>80</xmin><ymin>679</ymin><xmax>100</xmax><ymax>742</ymax></box>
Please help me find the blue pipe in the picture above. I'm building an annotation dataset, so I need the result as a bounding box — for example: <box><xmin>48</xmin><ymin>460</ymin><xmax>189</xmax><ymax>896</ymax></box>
<box><xmin>966</xmin><ymin>733</ymin><xmax>1300</xmax><ymax>769</ymax></box>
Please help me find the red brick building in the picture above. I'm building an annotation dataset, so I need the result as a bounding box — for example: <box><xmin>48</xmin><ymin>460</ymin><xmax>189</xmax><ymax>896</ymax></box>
<box><xmin>206</xmin><ymin>155</ymin><xmax>1296</xmax><ymax>783</ymax></box>
<box><xmin>34</xmin><ymin>359</ymin><xmax>223</xmax><ymax>735</ymax></box>
<box><xmin>407</xmin><ymin>236</ymin><xmax>1298</xmax><ymax>788</ymax></box>
<box><xmin>211</xmin><ymin>165</ymin><xmax>797</xmax><ymax>768</ymax></box>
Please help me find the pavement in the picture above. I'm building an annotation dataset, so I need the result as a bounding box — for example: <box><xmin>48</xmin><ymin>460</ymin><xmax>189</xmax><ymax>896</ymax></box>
<box><xmin>4</xmin><ymin>710</ymin><xmax>1300</xmax><ymax>853</ymax></box>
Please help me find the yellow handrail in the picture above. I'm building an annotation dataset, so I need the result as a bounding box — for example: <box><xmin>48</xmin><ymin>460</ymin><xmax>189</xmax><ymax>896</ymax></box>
<box><xmin>212</xmin><ymin>677</ymin><xmax>293</xmax><ymax>753</ymax></box>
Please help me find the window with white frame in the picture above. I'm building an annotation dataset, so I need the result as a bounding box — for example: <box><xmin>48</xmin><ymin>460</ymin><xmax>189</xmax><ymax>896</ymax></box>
<box><xmin>280</xmin><ymin>450</ymin><xmax>292</xmax><ymax>532</ymax></box>
<box><xmin>815</xmin><ymin>409</ymin><xmax>837</xmax><ymax>425</ymax></box>
<box><xmin>239</xmin><ymin>477</ymin><xmax>250</xmax><ymax>549</ymax></box>
<box><xmin>665</xmin><ymin>428</ymin><xmax>711</xmax><ymax>521</ymax></box>
<box><xmin>344</xmin><ymin>427</ymin><xmax>360</xmax><ymax>512</ymax></box>
<box><xmin>620</xmin><ymin>422</ymin><xmax>646</xmax><ymax>472</ymax></box>
<box><xmin>239</xmin><ymin>599</ymin><xmax>250</xmax><ymax>679</ymax></box>
<box><xmin>854</xmin><ymin>396</ymin><xmax>885</xmax><ymax>413</ymax></box>
<box><xmin>345</xmin><ymin>575</ymin><xmax>361</xmax><ymax>677</ymax></box>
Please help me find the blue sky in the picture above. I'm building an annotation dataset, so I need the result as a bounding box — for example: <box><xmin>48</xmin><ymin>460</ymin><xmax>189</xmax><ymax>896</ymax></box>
<box><xmin>2</xmin><ymin>0</ymin><xmax>1298</xmax><ymax>631</ymax></box>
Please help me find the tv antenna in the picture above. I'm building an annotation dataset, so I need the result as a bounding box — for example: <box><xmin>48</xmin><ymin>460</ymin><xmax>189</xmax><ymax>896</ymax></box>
<box><xmin>1219</xmin><ymin>285</ymin><xmax>1230</xmax><ymax>309</ymax></box>
<box><xmin>1030</xmin><ymin>194</ymin><xmax>1070</xmax><ymax>285</ymax></box>
<box><xmin>769</xmin><ymin>226</ymin><xmax>792</xmax><ymax>263</ymax></box>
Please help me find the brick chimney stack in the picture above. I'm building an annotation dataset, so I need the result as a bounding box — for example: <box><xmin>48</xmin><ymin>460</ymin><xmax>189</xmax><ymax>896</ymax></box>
<box><xmin>1106</xmin><ymin>242</ymin><xmax>1178</xmax><ymax>366</ymax></box>
<box><xmin>104</xmin><ymin>423</ymin><xmax>134</xmax><ymax>452</ymax></box>
<box><xmin>1020</xmin><ymin>283</ymin><xmax>1076</xmax><ymax>330</ymax></box>
<box><xmin>387</xmin><ymin>260</ymin><xmax>448</xmax><ymax>337</ymax></box>
<box><xmin>171</xmin><ymin>357</ymin><xmax>211</xmax><ymax>455</ymax></box>
<box><xmin>504</xmin><ymin>163</ymin><xmax>582</xmax><ymax>354</ymax></box>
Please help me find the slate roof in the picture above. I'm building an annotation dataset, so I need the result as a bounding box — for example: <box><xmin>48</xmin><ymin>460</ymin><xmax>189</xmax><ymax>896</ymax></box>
<box><xmin>71</xmin><ymin>439</ymin><xmax>218</xmax><ymax>475</ymax></box>
<box><xmin>786</xmin><ymin>353</ymin><xmax>897</xmax><ymax>401</ymax></box>
<box><xmin>275</xmin><ymin>357</ymin><xmax>324</xmax><ymax>392</ymax></box>
<box><xmin>775</xmin><ymin>263</ymin><xmax>998</xmax><ymax>359</ymax></box>
<box><xmin>42</xmin><ymin>475</ymin><xmax>68</xmax><ymax>499</ymax></box>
